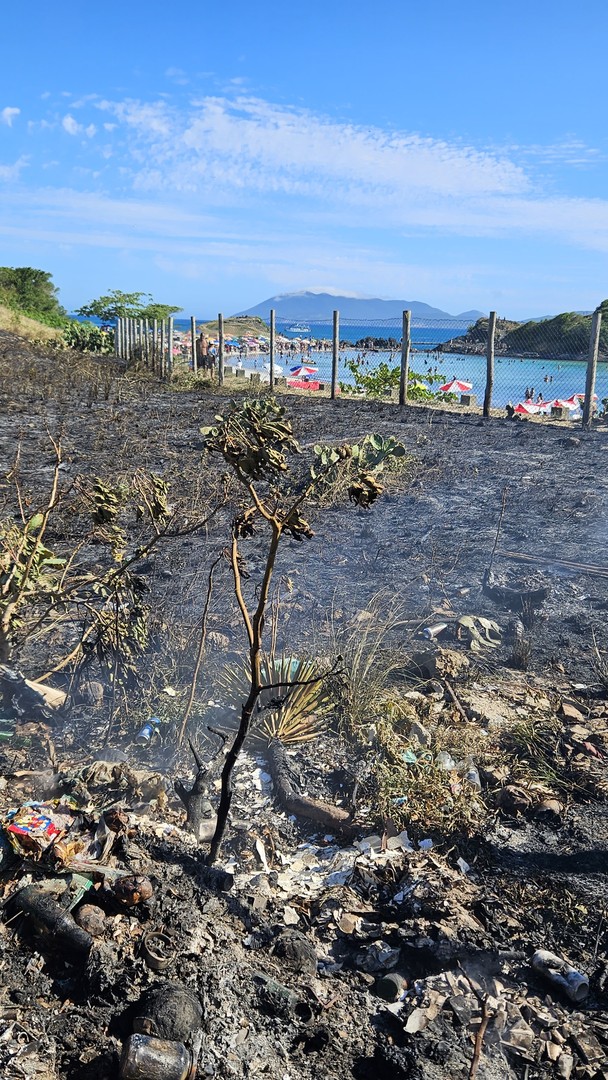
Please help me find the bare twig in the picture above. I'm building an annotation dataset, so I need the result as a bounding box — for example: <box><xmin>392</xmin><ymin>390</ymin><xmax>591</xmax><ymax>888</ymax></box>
<box><xmin>487</xmin><ymin>483</ymin><xmax>509</xmax><ymax>578</ymax></box>
<box><xmin>443</xmin><ymin>678</ymin><xmax>469</xmax><ymax>722</ymax></box>
<box><xmin>178</xmin><ymin>554</ymin><xmax>223</xmax><ymax>745</ymax></box>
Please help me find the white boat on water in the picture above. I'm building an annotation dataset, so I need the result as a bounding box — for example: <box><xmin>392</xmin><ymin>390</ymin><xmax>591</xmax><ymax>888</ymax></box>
<box><xmin>287</xmin><ymin>323</ymin><xmax>311</xmax><ymax>334</ymax></box>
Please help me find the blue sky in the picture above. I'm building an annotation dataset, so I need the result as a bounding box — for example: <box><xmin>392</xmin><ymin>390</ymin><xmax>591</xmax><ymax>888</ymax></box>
<box><xmin>1</xmin><ymin>0</ymin><xmax>607</xmax><ymax>318</ymax></box>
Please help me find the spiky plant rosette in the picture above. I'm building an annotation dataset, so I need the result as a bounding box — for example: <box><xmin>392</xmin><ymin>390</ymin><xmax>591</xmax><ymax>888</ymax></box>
<box><xmin>216</xmin><ymin>654</ymin><xmax>335</xmax><ymax>744</ymax></box>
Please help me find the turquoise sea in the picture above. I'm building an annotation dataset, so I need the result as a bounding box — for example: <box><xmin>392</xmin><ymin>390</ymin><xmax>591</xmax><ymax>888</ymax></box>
<box><xmin>84</xmin><ymin>315</ymin><xmax>604</xmax><ymax>411</ymax></box>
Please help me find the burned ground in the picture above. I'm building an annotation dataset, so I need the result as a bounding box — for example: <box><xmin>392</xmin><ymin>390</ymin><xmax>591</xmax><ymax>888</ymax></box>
<box><xmin>1</xmin><ymin>331</ymin><xmax>608</xmax><ymax>1079</ymax></box>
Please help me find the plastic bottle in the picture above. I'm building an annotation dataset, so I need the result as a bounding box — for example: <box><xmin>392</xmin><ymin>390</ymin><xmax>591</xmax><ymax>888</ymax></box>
<box><xmin>531</xmin><ymin>949</ymin><xmax>589</xmax><ymax>1003</ymax></box>
<box><xmin>14</xmin><ymin>885</ymin><xmax>92</xmax><ymax>957</ymax></box>
<box><xmin>134</xmin><ymin>716</ymin><xmax>161</xmax><ymax>747</ymax></box>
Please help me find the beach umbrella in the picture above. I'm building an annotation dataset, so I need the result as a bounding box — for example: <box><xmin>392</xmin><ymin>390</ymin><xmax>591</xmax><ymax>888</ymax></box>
<box><xmin>514</xmin><ymin>401</ymin><xmax>543</xmax><ymax>415</ymax></box>
<box><xmin>439</xmin><ymin>378</ymin><xmax>473</xmax><ymax>393</ymax></box>
<box><xmin>541</xmin><ymin>398</ymin><xmax>580</xmax><ymax>412</ymax></box>
<box><xmin>289</xmin><ymin>364</ymin><xmax>318</xmax><ymax>376</ymax></box>
<box><xmin>570</xmin><ymin>392</ymin><xmax>598</xmax><ymax>402</ymax></box>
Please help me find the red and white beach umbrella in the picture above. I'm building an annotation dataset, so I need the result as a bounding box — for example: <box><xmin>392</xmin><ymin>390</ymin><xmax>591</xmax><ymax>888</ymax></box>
<box><xmin>543</xmin><ymin>398</ymin><xmax>580</xmax><ymax>411</ymax></box>
<box><xmin>439</xmin><ymin>378</ymin><xmax>473</xmax><ymax>393</ymax></box>
<box><xmin>514</xmin><ymin>401</ymin><xmax>543</xmax><ymax>415</ymax></box>
<box><xmin>289</xmin><ymin>365</ymin><xmax>318</xmax><ymax>377</ymax></box>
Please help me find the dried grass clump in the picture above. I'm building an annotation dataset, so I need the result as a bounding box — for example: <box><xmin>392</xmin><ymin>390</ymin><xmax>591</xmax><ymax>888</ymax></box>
<box><xmin>375</xmin><ymin>720</ymin><xmax>487</xmax><ymax>839</ymax></box>
<box><xmin>504</xmin><ymin>714</ymin><xmax>571</xmax><ymax>794</ymax></box>
<box><xmin>324</xmin><ymin>590</ymin><xmax>415</xmax><ymax>736</ymax></box>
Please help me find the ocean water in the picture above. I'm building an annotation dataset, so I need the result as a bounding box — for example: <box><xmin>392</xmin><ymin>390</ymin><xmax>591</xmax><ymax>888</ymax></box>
<box><xmin>80</xmin><ymin>315</ymin><xmax>604</xmax><ymax>411</ymax></box>
<box><xmin>239</xmin><ymin>344</ymin><xmax>606</xmax><ymax>410</ymax></box>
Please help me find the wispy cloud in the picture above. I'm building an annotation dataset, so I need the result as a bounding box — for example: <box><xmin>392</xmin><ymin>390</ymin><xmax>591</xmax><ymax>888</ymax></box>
<box><xmin>62</xmin><ymin>114</ymin><xmax>96</xmax><ymax>137</ymax></box>
<box><xmin>0</xmin><ymin>156</ymin><xmax>28</xmax><ymax>182</ymax></box>
<box><xmin>1</xmin><ymin>107</ymin><xmax>20</xmax><ymax>127</ymax></box>
<box><xmin>4</xmin><ymin>89</ymin><xmax>608</xmax><ymax>312</ymax></box>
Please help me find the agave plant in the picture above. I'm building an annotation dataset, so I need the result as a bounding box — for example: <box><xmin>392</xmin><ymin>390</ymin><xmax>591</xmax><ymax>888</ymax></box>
<box><xmin>216</xmin><ymin>654</ymin><xmax>335</xmax><ymax>744</ymax></box>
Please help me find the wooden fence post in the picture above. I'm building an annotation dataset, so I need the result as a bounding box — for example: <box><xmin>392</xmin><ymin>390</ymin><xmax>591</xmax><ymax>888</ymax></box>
<box><xmin>218</xmin><ymin>313</ymin><xmax>225</xmax><ymax>385</ymax></box>
<box><xmin>159</xmin><ymin>320</ymin><xmax>165</xmax><ymax>379</ymax></box>
<box><xmin>331</xmin><ymin>310</ymin><xmax>339</xmax><ymax>400</ymax></box>
<box><xmin>152</xmin><ymin>319</ymin><xmax>158</xmax><ymax>374</ymax></box>
<box><xmin>191</xmin><ymin>316</ymin><xmax>197</xmax><ymax>373</ymax></box>
<box><xmin>583</xmin><ymin>308</ymin><xmax>602</xmax><ymax>429</ymax></box>
<box><xmin>269</xmin><ymin>309</ymin><xmax>275</xmax><ymax>389</ymax></box>
<box><xmin>399</xmin><ymin>310</ymin><xmax>411</xmax><ymax>406</ymax></box>
<box><xmin>167</xmin><ymin>318</ymin><xmax>174</xmax><ymax>379</ymax></box>
<box><xmin>483</xmin><ymin>311</ymin><xmax>497</xmax><ymax>418</ymax></box>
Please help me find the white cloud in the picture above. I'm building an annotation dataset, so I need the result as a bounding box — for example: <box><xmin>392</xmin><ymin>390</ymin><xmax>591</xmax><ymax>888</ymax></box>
<box><xmin>0</xmin><ymin>156</ymin><xmax>28</xmax><ymax>182</ymax></box>
<box><xmin>1</xmin><ymin>107</ymin><xmax>20</xmax><ymax>127</ymax></box>
<box><xmin>62</xmin><ymin>114</ymin><xmax>81</xmax><ymax>136</ymax></box>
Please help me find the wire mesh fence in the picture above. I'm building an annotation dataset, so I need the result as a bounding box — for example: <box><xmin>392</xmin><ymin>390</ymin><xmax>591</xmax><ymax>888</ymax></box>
<box><xmin>114</xmin><ymin>307</ymin><xmax>606</xmax><ymax>424</ymax></box>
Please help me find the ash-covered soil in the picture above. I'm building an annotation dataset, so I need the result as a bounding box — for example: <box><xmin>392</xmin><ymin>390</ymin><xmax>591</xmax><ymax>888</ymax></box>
<box><xmin>1</xmin><ymin>332</ymin><xmax>608</xmax><ymax>1080</ymax></box>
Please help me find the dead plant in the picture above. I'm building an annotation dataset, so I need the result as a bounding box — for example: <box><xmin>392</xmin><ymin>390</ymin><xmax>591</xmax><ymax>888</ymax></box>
<box><xmin>323</xmin><ymin>589</ymin><xmax>414</xmax><ymax>736</ymax></box>
<box><xmin>199</xmin><ymin>396</ymin><xmax>405</xmax><ymax>863</ymax></box>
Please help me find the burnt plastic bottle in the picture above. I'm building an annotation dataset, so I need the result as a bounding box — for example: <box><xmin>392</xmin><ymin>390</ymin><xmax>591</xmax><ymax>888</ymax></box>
<box><xmin>13</xmin><ymin>885</ymin><xmax>92</xmax><ymax>957</ymax></box>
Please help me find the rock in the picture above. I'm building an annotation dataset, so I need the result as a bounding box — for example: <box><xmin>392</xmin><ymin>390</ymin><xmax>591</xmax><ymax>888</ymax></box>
<box><xmin>409</xmin><ymin>720</ymin><xmax>431</xmax><ymax>748</ymax></box>
<box><xmin>497</xmin><ymin>784</ymin><xmax>532</xmax><ymax>815</ymax></box>
<box><xmin>560</xmin><ymin>701</ymin><xmax>585</xmax><ymax>723</ymax></box>
<box><xmin>557</xmin><ymin>1053</ymin><xmax>574</xmax><ymax>1079</ymax></box>
<box><xmin>79</xmin><ymin>679</ymin><xmax>105</xmax><ymax>706</ymax></box>
<box><xmin>533</xmin><ymin>798</ymin><xmax>563</xmax><ymax>820</ymax></box>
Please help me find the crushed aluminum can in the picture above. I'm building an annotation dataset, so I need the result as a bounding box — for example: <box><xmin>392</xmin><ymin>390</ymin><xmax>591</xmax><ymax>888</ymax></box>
<box><xmin>134</xmin><ymin>717</ymin><xmax>161</xmax><ymax>746</ymax></box>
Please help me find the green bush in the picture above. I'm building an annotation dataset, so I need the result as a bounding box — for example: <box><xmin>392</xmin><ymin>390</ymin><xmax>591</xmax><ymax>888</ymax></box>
<box><xmin>63</xmin><ymin>321</ymin><xmax>115</xmax><ymax>354</ymax></box>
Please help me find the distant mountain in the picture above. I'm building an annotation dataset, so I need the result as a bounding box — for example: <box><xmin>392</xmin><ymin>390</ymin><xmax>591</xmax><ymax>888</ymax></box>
<box><xmin>235</xmin><ymin>290</ymin><xmax>485</xmax><ymax>322</ymax></box>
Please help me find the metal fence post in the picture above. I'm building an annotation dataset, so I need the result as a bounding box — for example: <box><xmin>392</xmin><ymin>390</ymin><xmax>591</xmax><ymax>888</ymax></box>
<box><xmin>218</xmin><ymin>313</ymin><xmax>225</xmax><ymax>385</ymax></box>
<box><xmin>191</xmin><ymin>316</ymin><xmax>197</xmax><ymax>373</ymax></box>
<box><xmin>331</xmin><ymin>310</ymin><xmax>339</xmax><ymax>399</ymax></box>
<box><xmin>483</xmin><ymin>311</ymin><xmax>497</xmax><ymax>418</ymax></box>
<box><xmin>269</xmin><ymin>309</ymin><xmax>275</xmax><ymax>389</ymax></box>
<box><xmin>583</xmin><ymin>308</ymin><xmax>602</xmax><ymax>429</ymax></box>
<box><xmin>399</xmin><ymin>310</ymin><xmax>411</xmax><ymax>405</ymax></box>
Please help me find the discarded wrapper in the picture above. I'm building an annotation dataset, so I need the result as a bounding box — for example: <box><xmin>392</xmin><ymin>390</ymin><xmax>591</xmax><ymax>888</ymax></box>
<box><xmin>4</xmin><ymin>800</ymin><xmax>79</xmax><ymax>859</ymax></box>
<box><xmin>3</xmin><ymin>799</ymin><xmax>114</xmax><ymax>868</ymax></box>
